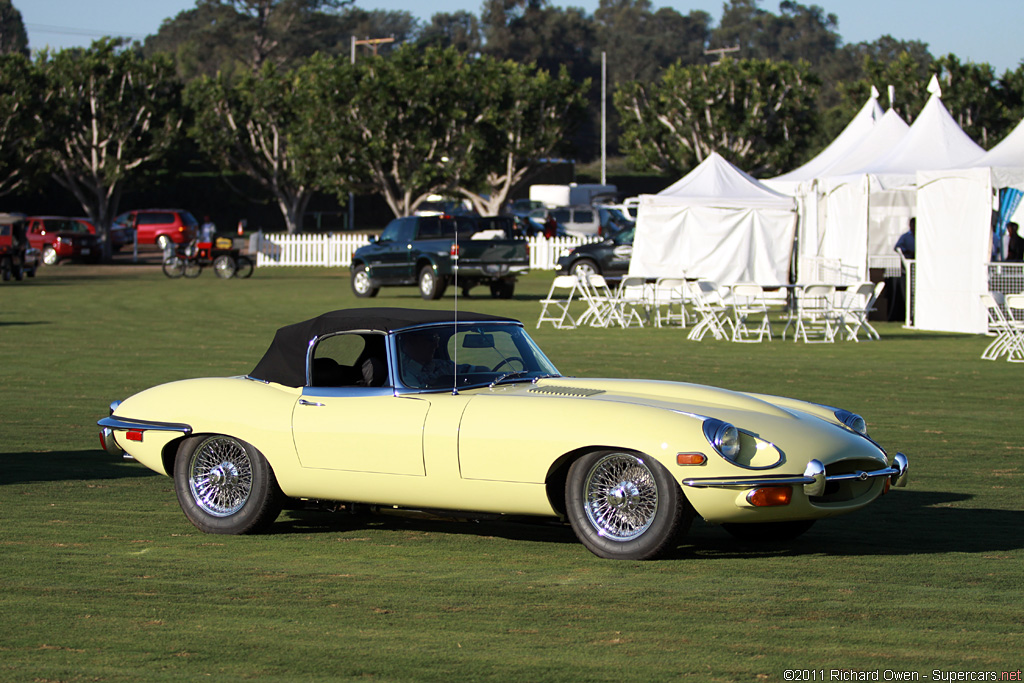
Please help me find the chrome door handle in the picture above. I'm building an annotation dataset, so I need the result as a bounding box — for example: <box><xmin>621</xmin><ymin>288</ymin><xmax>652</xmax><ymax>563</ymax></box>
<box><xmin>299</xmin><ymin>399</ymin><xmax>324</xmax><ymax>407</ymax></box>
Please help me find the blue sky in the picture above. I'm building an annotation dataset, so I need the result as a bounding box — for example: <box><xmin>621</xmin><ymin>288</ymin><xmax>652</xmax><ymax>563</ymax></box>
<box><xmin>19</xmin><ymin>0</ymin><xmax>1024</xmax><ymax>75</ymax></box>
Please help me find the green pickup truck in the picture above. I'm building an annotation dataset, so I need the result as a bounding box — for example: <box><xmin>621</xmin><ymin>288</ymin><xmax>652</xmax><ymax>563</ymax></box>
<box><xmin>351</xmin><ymin>215</ymin><xmax>529</xmax><ymax>300</ymax></box>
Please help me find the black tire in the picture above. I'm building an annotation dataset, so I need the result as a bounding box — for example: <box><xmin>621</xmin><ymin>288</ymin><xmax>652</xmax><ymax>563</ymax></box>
<box><xmin>1</xmin><ymin>257</ymin><xmax>10</xmax><ymax>281</ymax></box>
<box><xmin>213</xmin><ymin>254</ymin><xmax>236</xmax><ymax>279</ymax></box>
<box><xmin>162</xmin><ymin>256</ymin><xmax>185</xmax><ymax>278</ymax></box>
<box><xmin>721</xmin><ymin>520</ymin><xmax>815</xmax><ymax>543</ymax></box>
<box><xmin>418</xmin><ymin>266</ymin><xmax>447</xmax><ymax>300</ymax></box>
<box><xmin>173</xmin><ymin>435</ymin><xmax>283</xmax><ymax>535</ymax></box>
<box><xmin>570</xmin><ymin>259</ymin><xmax>600</xmax><ymax>280</ymax></box>
<box><xmin>235</xmin><ymin>255</ymin><xmax>254</xmax><ymax>279</ymax></box>
<box><xmin>351</xmin><ymin>264</ymin><xmax>379</xmax><ymax>298</ymax></box>
<box><xmin>183</xmin><ymin>260</ymin><xmax>202</xmax><ymax>278</ymax></box>
<box><xmin>565</xmin><ymin>450</ymin><xmax>692</xmax><ymax>560</ymax></box>
<box><xmin>489</xmin><ymin>281</ymin><xmax>515</xmax><ymax>299</ymax></box>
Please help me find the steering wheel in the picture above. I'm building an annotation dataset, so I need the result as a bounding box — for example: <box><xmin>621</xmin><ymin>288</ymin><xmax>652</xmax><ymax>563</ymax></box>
<box><xmin>492</xmin><ymin>357</ymin><xmax>525</xmax><ymax>373</ymax></box>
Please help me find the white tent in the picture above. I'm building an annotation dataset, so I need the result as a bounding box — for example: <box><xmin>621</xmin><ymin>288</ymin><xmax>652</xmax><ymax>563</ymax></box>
<box><xmin>764</xmin><ymin>90</ymin><xmax>886</xmax><ymax>277</ymax></box>
<box><xmin>629</xmin><ymin>153</ymin><xmax>797</xmax><ymax>285</ymax></box>
<box><xmin>975</xmin><ymin>117</ymin><xmax>1024</xmax><ymax>169</ymax></box>
<box><xmin>816</xmin><ymin>77</ymin><xmax>986</xmax><ymax>281</ymax></box>
<box><xmin>914</xmin><ymin>119</ymin><xmax>1024</xmax><ymax>334</ymax></box>
<box><xmin>769</xmin><ymin>88</ymin><xmax>884</xmax><ymax>186</ymax></box>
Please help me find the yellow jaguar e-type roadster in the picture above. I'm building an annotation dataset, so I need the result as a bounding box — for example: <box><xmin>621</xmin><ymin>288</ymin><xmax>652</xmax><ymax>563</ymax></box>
<box><xmin>98</xmin><ymin>308</ymin><xmax>908</xmax><ymax>560</ymax></box>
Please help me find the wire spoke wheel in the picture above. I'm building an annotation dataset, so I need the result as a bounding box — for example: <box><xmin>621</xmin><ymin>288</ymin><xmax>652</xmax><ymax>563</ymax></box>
<box><xmin>174</xmin><ymin>434</ymin><xmax>282</xmax><ymax>534</ymax></box>
<box><xmin>566</xmin><ymin>450</ymin><xmax>691</xmax><ymax>560</ymax></box>
<box><xmin>188</xmin><ymin>436</ymin><xmax>254</xmax><ymax>517</ymax></box>
<box><xmin>583</xmin><ymin>453</ymin><xmax>658</xmax><ymax>541</ymax></box>
<box><xmin>162</xmin><ymin>256</ymin><xmax>185</xmax><ymax>278</ymax></box>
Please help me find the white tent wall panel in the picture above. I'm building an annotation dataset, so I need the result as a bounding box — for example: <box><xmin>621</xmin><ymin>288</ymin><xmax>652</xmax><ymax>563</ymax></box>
<box><xmin>915</xmin><ymin>169</ymin><xmax>993</xmax><ymax>334</ymax></box>
<box><xmin>629</xmin><ymin>202</ymin><xmax>796</xmax><ymax>285</ymax></box>
<box><xmin>819</xmin><ymin>177</ymin><xmax>870</xmax><ymax>281</ymax></box>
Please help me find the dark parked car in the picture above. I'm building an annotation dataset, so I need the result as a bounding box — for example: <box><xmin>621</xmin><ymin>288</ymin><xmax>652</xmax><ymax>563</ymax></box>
<box><xmin>557</xmin><ymin>225</ymin><xmax>635</xmax><ymax>280</ymax></box>
<box><xmin>351</xmin><ymin>215</ymin><xmax>529</xmax><ymax>300</ymax></box>
<box><xmin>0</xmin><ymin>212</ymin><xmax>39</xmax><ymax>281</ymax></box>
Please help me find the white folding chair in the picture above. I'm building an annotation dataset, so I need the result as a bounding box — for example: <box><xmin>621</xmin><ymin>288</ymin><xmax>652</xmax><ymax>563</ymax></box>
<box><xmin>537</xmin><ymin>275</ymin><xmax>579</xmax><ymax>329</ymax></box>
<box><xmin>730</xmin><ymin>283</ymin><xmax>773</xmax><ymax>343</ymax></box>
<box><xmin>653</xmin><ymin>277</ymin><xmax>688</xmax><ymax>328</ymax></box>
<box><xmin>577</xmin><ymin>273</ymin><xmax>628</xmax><ymax>327</ymax></box>
<box><xmin>615</xmin><ymin>276</ymin><xmax>651</xmax><ymax>328</ymax></box>
<box><xmin>687</xmin><ymin>280</ymin><xmax>730</xmax><ymax>341</ymax></box>
<box><xmin>838</xmin><ymin>281</ymin><xmax>884</xmax><ymax>341</ymax></box>
<box><xmin>987</xmin><ymin>292</ymin><xmax>1024</xmax><ymax>362</ymax></box>
<box><xmin>790</xmin><ymin>284</ymin><xmax>838</xmax><ymax>343</ymax></box>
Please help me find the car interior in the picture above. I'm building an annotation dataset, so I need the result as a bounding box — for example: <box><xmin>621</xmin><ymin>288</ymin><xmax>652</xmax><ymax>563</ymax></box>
<box><xmin>310</xmin><ymin>333</ymin><xmax>389</xmax><ymax>388</ymax></box>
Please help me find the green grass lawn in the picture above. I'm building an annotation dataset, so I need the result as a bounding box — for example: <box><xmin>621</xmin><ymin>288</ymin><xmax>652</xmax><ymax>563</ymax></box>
<box><xmin>1</xmin><ymin>264</ymin><xmax>1022</xmax><ymax>682</ymax></box>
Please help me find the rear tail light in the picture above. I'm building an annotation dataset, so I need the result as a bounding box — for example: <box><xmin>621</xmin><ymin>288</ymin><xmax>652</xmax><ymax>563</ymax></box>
<box><xmin>450</xmin><ymin>244</ymin><xmax>459</xmax><ymax>258</ymax></box>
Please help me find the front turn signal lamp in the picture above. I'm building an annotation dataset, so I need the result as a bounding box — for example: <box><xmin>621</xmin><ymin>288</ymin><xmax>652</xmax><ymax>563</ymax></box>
<box><xmin>677</xmin><ymin>453</ymin><xmax>707</xmax><ymax>466</ymax></box>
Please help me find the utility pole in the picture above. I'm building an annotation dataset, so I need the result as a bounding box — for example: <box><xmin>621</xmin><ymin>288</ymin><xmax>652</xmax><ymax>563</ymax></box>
<box><xmin>601</xmin><ymin>51</ymin><xmax>607</xmax><ymax>186</ymax></box>
<box><xmin>347</xmin><ymin>36</ymin><xmax>396</xmax><ymax>231</ymax></box>
<box><xmin>704</xmin><ymin>45</ymin><xmax>740</xmax><ymax>65</ymax></box>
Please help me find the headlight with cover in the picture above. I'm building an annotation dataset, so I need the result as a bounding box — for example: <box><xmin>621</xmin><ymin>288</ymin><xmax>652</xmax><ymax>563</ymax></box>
<box><xmin>703</xmin><ymin>419</ymin><xmax>740</xmax><ymax>461</ymax></box>
<box><xmin>834</xmin><ymin>409</ymin><xmax>867</xmax><ymax>435</ymax></box>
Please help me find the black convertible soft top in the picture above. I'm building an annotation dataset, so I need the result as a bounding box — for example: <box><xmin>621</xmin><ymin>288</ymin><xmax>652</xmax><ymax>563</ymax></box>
<box><xmin>249</xmin><ymin>307</ymin><xmax>518</xmax><ymax>387</ymax></box>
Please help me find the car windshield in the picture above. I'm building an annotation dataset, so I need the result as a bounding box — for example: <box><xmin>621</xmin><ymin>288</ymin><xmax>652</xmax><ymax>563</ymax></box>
<box><xmin>395</xmin><ymin>323</ymin><xmax>559</xmax><ymax>390</ymax></box>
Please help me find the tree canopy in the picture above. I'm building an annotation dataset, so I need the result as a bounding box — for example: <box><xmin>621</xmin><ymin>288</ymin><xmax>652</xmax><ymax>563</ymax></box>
<box><xmin>36</xmin><ymin>40</ymin><xmax>183</xmax><ymax>254</ymax></box>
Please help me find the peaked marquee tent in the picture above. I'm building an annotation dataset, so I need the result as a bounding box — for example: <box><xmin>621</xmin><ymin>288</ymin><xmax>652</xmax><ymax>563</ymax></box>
<box><xmin>629</xmin><ymin>152</ymin><xmax>797</xmax><ymax>285</ymax></box>
<box><xmin>815</xmin><ymin>76</ymin><xmax>986</xmax><ymax>281</ymax></box>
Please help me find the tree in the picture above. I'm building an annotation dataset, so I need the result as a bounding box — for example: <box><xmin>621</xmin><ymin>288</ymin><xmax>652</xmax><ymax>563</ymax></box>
<box><xmin>340</xmin><ymin>45</ymin><xmax>483</xmax><ymax>218</ymax></box>
<box><xmin>143</xmin><ymin>1</ymin><xmax>415</xmax><ymax>80</ymax></box>
<box><xmin>456</xmin><ymin>59</ymin><xmax>589</xmax><ymax>215</ymax></box>
<box><xmin>594</xmin><ymin>0</ymin><xmax>711</xmax><ymax>84</ymax></box>
<box><xmin>417</xmin><ymin>11</ymin><xmax>481</xmax><ymax>53</ymax></box>
<box><xmin>37</xmin><ymin>39</ymin><xmax>183</xmax><ymax>258</ymax></box>
<box><xmin>615</xmin><ymin>57</ymin><xmax>819</xmax><ymax>176</ymax></box>
<box><xmin>0</xmin><ymin>0</ymin><xmax>28</xmax><ymax>56</ymax></box>
<box><xmin>210</xmin><ymin>0</ymin><xmax>354</xmax><ymax>71</ymax></box>
<box><xmin>936</xmin><ymin>54</ymin><xmax>1011</xmax><ymax>149</ymax></box>
<box><xmin>711</xmin><ymin>0</ymin><xmax>840</xmax><ymax>64</ymax></box>
<box><xmin>838</xmin><ymin>50</ymin><xmax>935</xmax><ymax>125</ymax></box>
<box><xmin>0</xmin><ymin>53</ymin><xmax>43</xmax><ymax>196</ymax></box>
<box><xmin>185</xmin><ymin>62</ymin><xmax>321</xmax><ymax>233</ymax></box>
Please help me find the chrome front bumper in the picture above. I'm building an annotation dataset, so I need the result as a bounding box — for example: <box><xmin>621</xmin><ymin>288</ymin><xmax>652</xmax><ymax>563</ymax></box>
<box><xmin>681</xmin><ymin>452</ymin><xmax>909</xmax><ymax>496</ymax></box>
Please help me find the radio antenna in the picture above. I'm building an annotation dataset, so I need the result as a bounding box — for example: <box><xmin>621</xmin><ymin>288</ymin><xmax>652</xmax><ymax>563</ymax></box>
<box><xmin>451</xmin><ymin>217</ymin><xmax>459</xmax><ymax>396</ymax></box>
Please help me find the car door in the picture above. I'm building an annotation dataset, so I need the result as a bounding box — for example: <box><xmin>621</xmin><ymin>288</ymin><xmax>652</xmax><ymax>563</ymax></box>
<box><xmin>290</xmin><ymin>332</ymin><xmax>429</xmax><ymax>476</ymax></box>
<box><xmin>365</xmin><ymin>218</ymin><xmax>416</xmax><ymax>283</ymax></box>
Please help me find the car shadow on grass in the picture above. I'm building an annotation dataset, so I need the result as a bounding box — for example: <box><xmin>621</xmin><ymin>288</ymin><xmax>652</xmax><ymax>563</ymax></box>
<box><xmin>0</xmin><ymin>449</ymin><xmax>158</xmax><ymax>485</ymax></box>
<box><xmin>275</xmin><ymin>506</ymin><xmax>580</xmax><ymax>546</ymax></box>
<box><xmin>272</xmin><ymin>489</ymin><xmax>1024</xmax><ymax>558</ymax></box>
<box><xmin>672</xmin><ymin>489</ymin><xmax>1024</xmax><ymax>560</ymax></box>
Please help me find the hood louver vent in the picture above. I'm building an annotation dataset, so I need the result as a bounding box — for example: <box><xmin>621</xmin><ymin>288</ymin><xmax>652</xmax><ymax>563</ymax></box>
<box><xmin>528</xmin><ymin>386</ymin><xmax>605</xmax><ymax>397</ymax></box>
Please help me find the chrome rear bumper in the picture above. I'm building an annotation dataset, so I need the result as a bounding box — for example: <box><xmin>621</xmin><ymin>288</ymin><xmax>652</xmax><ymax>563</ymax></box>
<box><xmin>97</xmin><ymin>412</ymin><xmax>192</xmax><ymax>458</ymax></box>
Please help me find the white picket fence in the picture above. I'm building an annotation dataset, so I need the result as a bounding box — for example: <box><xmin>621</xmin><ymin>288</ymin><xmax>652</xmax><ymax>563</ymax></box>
<box><xmin>253</xmin><ymin>233</ymin><xmax>598</xmax><ymax>271</ymax></box>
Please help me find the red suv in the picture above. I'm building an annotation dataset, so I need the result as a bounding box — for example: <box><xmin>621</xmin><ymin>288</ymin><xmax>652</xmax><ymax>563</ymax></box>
<box><xmin>114</xmin><ymin>209</ymin><xmax>198</xmax><ymax>250</ymax></box>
